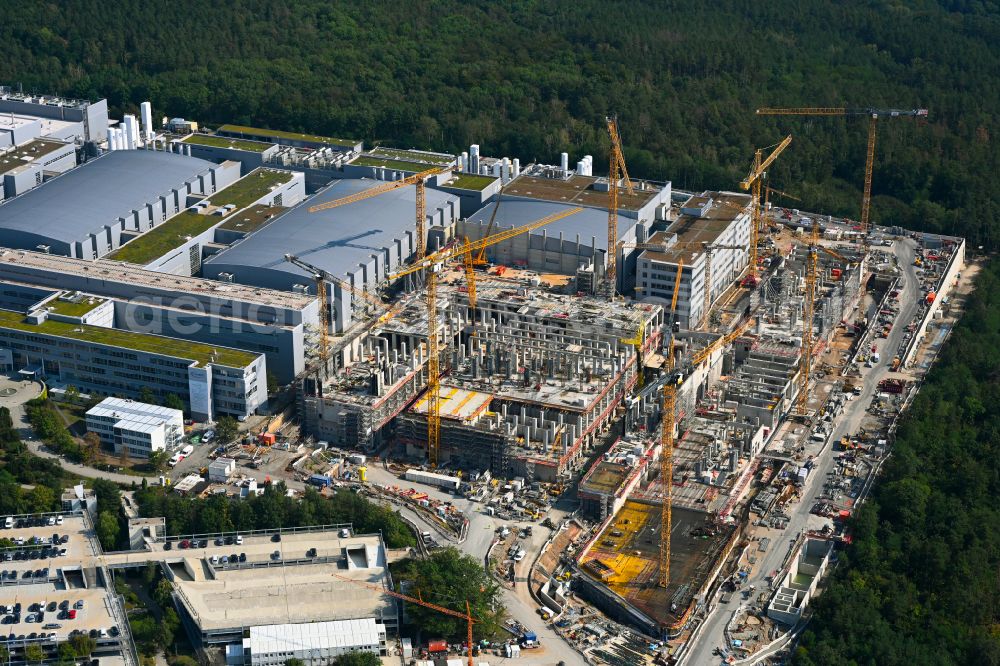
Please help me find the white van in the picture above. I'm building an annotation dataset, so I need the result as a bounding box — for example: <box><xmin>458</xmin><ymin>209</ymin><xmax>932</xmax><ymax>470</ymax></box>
<box><xmin>3</xmin><ymin>516</ymin><xmax>12</xmax><ymax>529</ymax></box>
<box><xmin>168</xmin><ymin>453</ymin><xmax>183</xmax><ymax>467</ymax></box>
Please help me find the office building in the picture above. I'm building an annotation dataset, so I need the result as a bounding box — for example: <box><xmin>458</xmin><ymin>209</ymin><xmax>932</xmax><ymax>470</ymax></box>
<box><xmin>86</xmin><ymin>397</ymin><xmax>184</xmax><ymax>458</ymax></box>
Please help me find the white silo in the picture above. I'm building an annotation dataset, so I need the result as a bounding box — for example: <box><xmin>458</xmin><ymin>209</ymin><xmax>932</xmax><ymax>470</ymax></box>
<box><xmin>560</xmin><ymin>152</ymin><xmax>569</xmax><ymax>173</ymax></box>
<box><xmin>461</xmin><ymin>152</ymin><xmax>469</xmax><ymax>172</ymax></box>
<box><xmin>576</xmin><ymin>160</ymin><xmax>586</xmax><ymax>175</ymax></box>
<box><xmin>122</xmin><ymin>115</ymin><xmax>137</xmax><ymax>150</ymax></box>
<box><xmin>140</xmin><ymin>102</ymin><xmax>153</xmax><ymax>141</ymax></box>
<box><xmin>115</xmin><ymin>127</ymin><xmax>126</xmax><ymax>151</ymax></box>
<box><xmin>501</xmin><ymin>157</ymin><xmax>510</xmax><ymax>183</ymax></box>
<box><xmin>584</xmin><ymin>155</ymin><xmax>593</xmax><ymax>176</ymax></box>
<box><xmin>106</xmin><ymin>128</ymin><xmax>116</xmax><ymax>151</ymax></box>
<box><xmin>512</xmin><ymin>158</ymin><xmax>520</xmax><ymax>178</ymax></box>
<box><xmin>470</xmin><ymin>144</ymin><xmax>480</xmax><ymax>174</ymax></box>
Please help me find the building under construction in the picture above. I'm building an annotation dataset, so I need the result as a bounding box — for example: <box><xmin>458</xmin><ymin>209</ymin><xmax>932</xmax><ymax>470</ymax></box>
<box><xmin>570</xmin><ymin>228</ymin><xmax>873</xmax><ymax>639</ymax></box>
<box><xmin>393</xmin><ymin>273</ymin><xmax>664</xmax><ymax>480</ymax></box>
<box><xmin>304</xmin><ymin>266</ymin><xmax>664</xmax><ymax>480</ymax></box>
<box><xmin>301</xmin><ymin>335</ymin><xmax>428</xmax><ymax>451</ymax></box>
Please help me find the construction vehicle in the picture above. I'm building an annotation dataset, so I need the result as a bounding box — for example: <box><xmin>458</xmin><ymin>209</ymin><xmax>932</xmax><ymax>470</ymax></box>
<box><xmin>739</xmin><ymin>135</ymin><xmax>793</xmax><ymax>288</ymax></box>
<box><xmin>382</xmin><ymin>207</ymin><xmax>582</xmax><ymax>466</ymax></box>
<box><xmin>605</xmin><ymin>115</ymin><xmax>634</xmax><ymax>296</ymax></box>
<box><xmin>333</xmin><ymin>572</ymin><xmax>477</xmax><ymax>666</ymax></box>
<box><xmin>756</xmin><ymin>107</ymin><xmax>927</xmax><ymax>239</ymax></box>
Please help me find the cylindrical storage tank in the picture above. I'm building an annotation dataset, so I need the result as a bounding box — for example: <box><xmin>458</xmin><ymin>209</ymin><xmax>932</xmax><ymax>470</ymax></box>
<box><xmin>560</xmin><ymin>152</ymin><xmax>569</xmax><ymax>172</ymax></box>
<box><xmin>140</xmin><ymin>101</ymin><xmax>153</xmax><ymax>140</ymax></box>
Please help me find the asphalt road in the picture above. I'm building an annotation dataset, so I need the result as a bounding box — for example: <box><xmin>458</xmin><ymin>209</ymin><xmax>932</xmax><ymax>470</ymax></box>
<box><xmin>682</xmin><ymin>237</ymin><xmax>921</xmax><ymax>664</ymax></box>
<box><xmin>362</xmin><ymin>464</ymin><xmax>587</xmax><ymax>666</ymax></box>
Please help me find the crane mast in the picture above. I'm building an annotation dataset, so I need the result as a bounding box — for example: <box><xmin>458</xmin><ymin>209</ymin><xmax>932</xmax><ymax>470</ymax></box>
<box><xmin>386</xmin><ymin>207</ymin><xmax>582</xmax><ymax>467</ymax></box>
<box><xmin>796</xmin><ymin>221</ymin><xmax>820</xmax><ymax>414</ymax></box>
<box><xmin>659</xmin><ymin>375</ymin><xmax>676</xmax><ymax>588</ymax></box>
<box><xmin>739</xmin><ymin>136</ymin><xmax>793</xmax><ymax>288</ymax></box>
<box><xmin>426</xmin><ymin>266</ymin><xmax>440</xmax><ymax>464</ymax></box>
<box><xmin>756</xmin><ymin>107</ymin><xmax>927</xmax><ymax>238</ymax></box>
<box><xmin>605</xmin><ymin>116</ymin><xmax>634</xmax><ymax>296</ymax></box>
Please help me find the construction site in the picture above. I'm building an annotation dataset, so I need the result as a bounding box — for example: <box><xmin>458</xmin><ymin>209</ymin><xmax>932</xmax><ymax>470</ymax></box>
<box><xmin>0</xmin><ymin>92</ymin><xmax>968</xmax><ymax>663</ymax></box>
<box><xmin>274</xmin><ymin>112</ymin><xmax>966</xmax><ymax>648</ymax></box>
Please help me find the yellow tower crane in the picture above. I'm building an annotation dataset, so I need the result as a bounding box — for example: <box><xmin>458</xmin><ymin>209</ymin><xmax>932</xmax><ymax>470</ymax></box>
<box><xmin>658</xmin><ymin>314</ymin><xmax>756</xmax><ymax>588</ymax></box>
<box><xmin>333</xmin><ymin>573</ymin><xmax>477</xmax><ymax>666</ymax></box>
<box><xmin>699</xmin><ymin>242</ymin><xmax>754</xmax><ymax>332</ymax></box>
<box><xmin>384</xmin><ymin>207</ymin><xmax>582</xmax><ymax>465</ymax></box>
<box><xmin>792</xmin><ymin>231</ymin><xmax>857</xmax><ymax>415</ymax></box>
<box><xmin>764</xmin><ymin>185</ymin><xmax>800</xmax><ymax>211</ymax></box>
<box><xmin>473</xmin><ymin>183</ymin><xmax>505</xmax><ymax>266</ymax></box>
<box><xmin>755</xmin><ymin>107</ymin><xmax>927</xmax><ymax>238</ymax></box>
<box><xmin>797</xmin><ymin>220</ymin><xmax>821</xmax><ymax>415</ymax></box>
<box><xmin>605</xmin><ymin>116</ymin><xmax>634</xmax><ymax>296</ymax></box>
<box><xmin>283</xmin><ymin>253</ymin><xmax>390</xmax><ymax>364</ymax></box>
<box><xmin>624</xmin><ymin>237</ymin><xmax>742</xmax><ymax>333</ymax></box>
<box><xmin>462</xmin><ymin>237</ymin><xmax>478</xmax><ymax>320</ymax></box>
<box><xmin>657</xmin><ymin>259</ymin><xmax>685</xmax><ymax>588</ymax></box>
<box><xmin>739</xmin><ymin>136</ymin><xmax>793</xmax><ymax>287</ymax></box>
<box><xmin>308</xmin><ymin>165</ymin><xmax>453</xmax><ymax>259</ymax></box>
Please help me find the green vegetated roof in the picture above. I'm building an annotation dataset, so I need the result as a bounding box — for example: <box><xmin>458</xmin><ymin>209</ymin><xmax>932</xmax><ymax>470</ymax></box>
<box><xmin>0</xmin><ymin>309</ymin><xmax>256</xmax><ymax>368</ymax></box>
<box><xmin>446</xmin><ymin>173</ymin><xmax>498</xmax><ymax>191</ymax></box>
<box><xmin>213</xmin><ymin>169</ymin><xmax>292</xmax><ymax>209</ymax></box>
<box><xmin>350</xmin><ymin>155</ymin><xmax>429</xmax><ymax>172</ymax></box>
<box><xmin>45</xmin><ymin>297</ymin><xmax>106</xmax><ymax>318</ymax></box>
<box><xmin>109</xmin><ymin>169</ymin><xmax>293</xmax><ymax>265</ymax></box>
<box><xmin>183</xmin><ymin>134</ymin><xmax>273</xmax><ymax>153</ymax></box>
<box><xmin>217</xmin><ymin>124</ymin><xmax>358</xmax><ymax>148</ymax></box>
<box><xmin>0</xmin><ymin>139</ymin><xmax>67</xmax><ymax>175</ymax></box>
<box><xmin>218</xmin><ymin>204</ymin><xmax>286</xmax><ymax>233</ymax></box>
<box><xmin>369</xmin><ymin>147</ymin><xmax>453</xmax><ymax>166</ymax></box>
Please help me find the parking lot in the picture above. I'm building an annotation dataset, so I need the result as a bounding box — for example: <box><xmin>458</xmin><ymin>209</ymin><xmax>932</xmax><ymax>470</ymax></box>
<box><xmin>0</xmin><ymin>581</ymin><xmax>119</xmax><ymax>642</ymax></box>
<box><xmin>1</xmin><ymin>513</ymin><xmax>97</xmax><ymax>578</ymax></box>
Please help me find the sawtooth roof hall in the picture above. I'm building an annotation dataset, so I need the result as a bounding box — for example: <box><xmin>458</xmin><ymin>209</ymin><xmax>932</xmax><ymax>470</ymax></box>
<box><xmin>0</xmin><ymin>150</ymin><xmax>237</xmax><ymax>259</ymax></box>
<box><xmin>204</xmin><ymin>178</ymin><xmax>460</xmax><ymax>331</ymax></box>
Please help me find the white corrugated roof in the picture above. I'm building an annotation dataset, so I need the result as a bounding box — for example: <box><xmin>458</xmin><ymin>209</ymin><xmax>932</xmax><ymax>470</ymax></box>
<box><xmin>88</xmin><ymin>397</ymin><xmax>181</xmax><ymax>434</ymax></box>
<box><xmin>87</xmin><ymin>396</ymin><xmax>182</xmax><ymax>420</ymax></box>
<box><xmin>244</xmin><ymin>619</ymin><xmax>384</xmax><ymax>655</ymax></box>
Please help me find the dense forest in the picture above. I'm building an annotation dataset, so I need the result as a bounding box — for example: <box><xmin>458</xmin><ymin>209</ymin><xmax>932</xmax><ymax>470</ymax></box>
<box><xmin>1</xmin><ymin>1</ymin><xmax>998</xmax><ymax>247</ymax></box>
<box><xmin>795</xmin><ymin>262</ymin><xmax>1000</xmax><ymax>665</ymax></box>
<box><xmin>4</xmin><ymin>2</ymin><xmax>1000</xmax><ymax>658</ymax></box>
